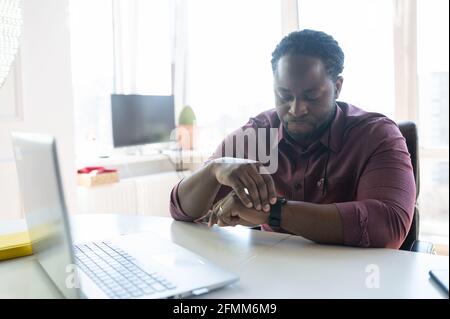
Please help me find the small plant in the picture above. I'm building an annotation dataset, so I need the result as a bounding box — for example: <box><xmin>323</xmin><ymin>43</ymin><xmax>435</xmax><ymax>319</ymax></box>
<box><xmin>177</xmin><ymin>105</ymin><xmax>196</xmax><ymax>150</ymax></box>
<box><xmin>178</xmin><ymin>105</ymin><xmax>196</xmax><ymax>125</ymax></box>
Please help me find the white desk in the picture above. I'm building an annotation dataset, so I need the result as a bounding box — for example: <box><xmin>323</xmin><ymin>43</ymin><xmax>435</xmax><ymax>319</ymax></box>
<box><xmin>0</xmin><ymin>214</ymin><xmax>448</xmax><ymax>299</ymax></box>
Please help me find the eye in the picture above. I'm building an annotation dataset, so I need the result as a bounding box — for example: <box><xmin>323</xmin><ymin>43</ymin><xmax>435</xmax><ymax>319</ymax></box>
<box><xmin>278</xmin><ymin>94</ymin><xmax>293</xmax><ymax>102</ymax></box>
<box><xmin>304</xmin><ymin>96</ymin><xmax>320</xmax><ymax>102</ymax></box>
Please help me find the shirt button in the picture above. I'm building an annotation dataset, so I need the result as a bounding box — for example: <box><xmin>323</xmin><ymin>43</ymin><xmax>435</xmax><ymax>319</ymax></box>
<box><xmin>317</xmin><ymin>178</ymin><xmax>325</xmax><ymax>188</ymax></box>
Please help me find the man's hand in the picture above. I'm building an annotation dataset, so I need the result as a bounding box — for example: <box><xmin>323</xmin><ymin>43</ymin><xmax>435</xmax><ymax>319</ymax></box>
<box><xmin>210</xmin><ymin>157</ymin><xmax>277</xmax><ymax>212</ymax></box>
<box><xmin>208</xmin><ymin>191</ymin><xmax>270</xmax><ymax>227</ymax></box>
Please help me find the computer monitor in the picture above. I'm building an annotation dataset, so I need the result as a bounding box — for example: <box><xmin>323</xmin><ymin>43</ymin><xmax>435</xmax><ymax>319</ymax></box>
<box><xmin>111</xmin><ymin>94</ymin><xmax>175</xmax><ymax>148</ymax></box>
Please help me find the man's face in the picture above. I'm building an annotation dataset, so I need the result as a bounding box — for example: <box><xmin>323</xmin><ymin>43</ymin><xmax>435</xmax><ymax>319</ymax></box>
<box><xmin>274</xmin><ymin>54</ymin><xmax>343</xmax><ymax>143</ymax></box>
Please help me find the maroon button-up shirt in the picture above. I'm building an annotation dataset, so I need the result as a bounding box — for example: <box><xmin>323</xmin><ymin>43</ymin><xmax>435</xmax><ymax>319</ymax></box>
<box><xmin>170</xmin><ymin>102</ymin><xmax>416</xmax><ymax>249</ymax></box>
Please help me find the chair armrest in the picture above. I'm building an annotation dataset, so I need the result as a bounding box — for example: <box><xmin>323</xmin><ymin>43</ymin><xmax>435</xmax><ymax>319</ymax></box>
<box><xmin>410</xmin><ymin>240</ymin><xmax>436</xmax><ymax>254</ymax></box>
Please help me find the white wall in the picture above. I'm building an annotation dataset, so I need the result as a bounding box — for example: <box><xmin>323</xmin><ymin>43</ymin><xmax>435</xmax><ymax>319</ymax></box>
<box><xmin>0</xmin><ymin>0</ymin><xmax>76</xmax><ymax>220</ymax></box>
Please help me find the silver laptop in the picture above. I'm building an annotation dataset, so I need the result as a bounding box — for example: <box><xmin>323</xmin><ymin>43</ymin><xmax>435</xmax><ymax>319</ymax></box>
<box><xmin>11</xmin><ymin>132</ymin><xmax>238</xmax><ymax>299</ymax></box>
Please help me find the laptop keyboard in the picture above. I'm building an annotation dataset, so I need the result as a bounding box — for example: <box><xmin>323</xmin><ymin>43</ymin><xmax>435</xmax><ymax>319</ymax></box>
<box><xmin>74</xmin><ymin>241</ymin><xmax>176</xmax><ymax>299</ymax></box>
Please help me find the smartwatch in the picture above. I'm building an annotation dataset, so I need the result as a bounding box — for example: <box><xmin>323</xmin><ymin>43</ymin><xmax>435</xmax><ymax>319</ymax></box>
<box><xmin>268</xmin><ymin>197</ymin><xmax>287</xmax><ymax>229</ymax></box>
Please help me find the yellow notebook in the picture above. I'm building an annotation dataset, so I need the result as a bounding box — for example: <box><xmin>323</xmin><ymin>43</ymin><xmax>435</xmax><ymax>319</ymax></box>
<box><xmin>0</xmin><ymin>231</ymin><xmax>33</xmax><ymax>261</ymax></box>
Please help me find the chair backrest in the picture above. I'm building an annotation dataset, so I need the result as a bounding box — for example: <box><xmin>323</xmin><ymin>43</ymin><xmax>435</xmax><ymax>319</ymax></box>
<box><xmin>398</xmin><ymin>121</ymin><xmax>420</xmax><ymax>250</ymax></box>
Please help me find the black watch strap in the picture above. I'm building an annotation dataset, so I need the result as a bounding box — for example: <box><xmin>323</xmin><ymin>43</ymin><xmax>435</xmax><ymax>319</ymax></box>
<box><xmin>269</xmin><ymin>197</ymin><xmax>287</xmax><ymax>229</ymax></box>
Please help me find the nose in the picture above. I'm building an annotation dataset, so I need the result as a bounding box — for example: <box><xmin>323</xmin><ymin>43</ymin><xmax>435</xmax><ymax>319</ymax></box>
<box><xmin>289</xmin><ymin>98</ymin><xmax>308</xmax><ymax>117</ymax></box>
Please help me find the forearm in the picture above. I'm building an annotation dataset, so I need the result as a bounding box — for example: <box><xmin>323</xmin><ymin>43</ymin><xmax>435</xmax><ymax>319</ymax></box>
<box><xmin>280</xmin><ymin>201</ymin><xmax>344</xmax><ymax>245</ymax></box>
<box><xmin>177</xmin><ymin>161</ymin><xmax>222</xmax><ymax>219</ymax></box>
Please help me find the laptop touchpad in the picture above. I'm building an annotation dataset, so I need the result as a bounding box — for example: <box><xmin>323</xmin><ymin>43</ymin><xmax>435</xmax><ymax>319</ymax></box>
<box><xmin>152</xmin><ymin>252</ymin><xmax>206</xmax><ymax>268</ymax></box>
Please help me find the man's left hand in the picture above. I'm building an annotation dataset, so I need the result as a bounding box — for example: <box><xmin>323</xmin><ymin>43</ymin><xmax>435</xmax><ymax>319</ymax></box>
<box><xmin>208</xmin><ymin>191</ymin><xmax>270</xmax><ymax>227</ymax></box>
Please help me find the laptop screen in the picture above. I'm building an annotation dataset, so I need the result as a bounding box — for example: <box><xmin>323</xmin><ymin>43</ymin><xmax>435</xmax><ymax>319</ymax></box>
<box><xmin>12</xmin><ymin>132</ymin><xmax>80</xmax><ymax>299</ymax></box>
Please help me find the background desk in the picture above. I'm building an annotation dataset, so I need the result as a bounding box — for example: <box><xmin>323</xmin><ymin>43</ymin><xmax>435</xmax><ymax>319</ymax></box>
<box><xmin>0</xmin><ymin>214</ymin><xmax>448</xmax><ymax>298</ymax></box>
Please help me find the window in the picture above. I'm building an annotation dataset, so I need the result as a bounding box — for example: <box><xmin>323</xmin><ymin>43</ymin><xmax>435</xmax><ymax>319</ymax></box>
<box><xmin>70</xmin><ymin>0</ymin><xmax>173</xmax><ymax>157</ymax></box>
<box><xmin>417</xmin><ymin>0</ymin><xmax>449</xmax><ymax>148</ymax></box>
<box><xmin>184</xmin><ymin>0</ymin><xmax>282</xmax><ymax>152</ymax></box>
<box><xmin>417</xmin><ymin>0</ymin><xmax>449</xmax><ymax>240</ymax></box>
<box><xmin>69</xmin><ymin>0</ymin><xmax>114</xmax><ymax>157</ymax></box>
<box><xmin>297</xmin><ymin>0</ymin><xmax>396</xmax><ymax>119</ymax></box>
<box><xmin>112</xmin><ymin>0</ymin><xmax>172</xmax><ymax>95</ymax></box>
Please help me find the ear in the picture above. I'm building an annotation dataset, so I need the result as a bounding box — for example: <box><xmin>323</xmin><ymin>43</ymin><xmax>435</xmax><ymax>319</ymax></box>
<box><xmin>334</xmin><ymin>76</ymin><xmax>344</xmax><ymax>99</ymax></box>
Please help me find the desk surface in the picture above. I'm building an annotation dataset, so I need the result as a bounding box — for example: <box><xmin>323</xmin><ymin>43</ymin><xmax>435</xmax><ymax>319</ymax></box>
<box><xmin>0</xmin><ymin>214</ymin><xmax>448</xmax><ymax>299</ymax></box>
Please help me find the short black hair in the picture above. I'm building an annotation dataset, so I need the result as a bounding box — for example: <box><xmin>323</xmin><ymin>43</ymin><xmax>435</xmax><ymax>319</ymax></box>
<box><xmin>271</xmin><ymin>29</ymin><xmax>344</xmax><ymax>80</ymax></box>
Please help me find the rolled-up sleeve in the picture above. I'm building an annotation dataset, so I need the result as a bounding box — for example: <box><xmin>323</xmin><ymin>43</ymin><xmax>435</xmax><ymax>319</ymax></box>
<box><xmin>169</xmin><ymin>179</ymin><xmax>232</xmax><ymax>222</ymax></box>
<box><xmin>169</xmin><ymin>180</ymin><xmax>193</xmax><ymax>222</ymax></box>
<box><xmin>335</xmin><ymin>122</ymin><xmax>416</xmax><ymax>249</ymax></box>
<box><xmin>169</xmin><ymin>141</ymin><xmax>229</xmax><ymax>222</ymax></box>
<box><xmin>169</xmin><ymin>151</ymin><xmax>232</xmax><ymax>222</ymax></box>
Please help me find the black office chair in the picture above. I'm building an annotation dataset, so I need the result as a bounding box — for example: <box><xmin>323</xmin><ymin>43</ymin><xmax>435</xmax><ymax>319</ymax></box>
<box><xmin>398</xmin><ymin>121</ymin><xmax>435</xmax><ymax>253</ymax></box>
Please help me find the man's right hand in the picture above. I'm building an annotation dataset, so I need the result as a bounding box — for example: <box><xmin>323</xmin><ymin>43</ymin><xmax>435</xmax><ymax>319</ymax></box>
<box><xmin>210</xmin><ymin>157</ymin><xmax>277</xmax><ymax>212</ymax></box>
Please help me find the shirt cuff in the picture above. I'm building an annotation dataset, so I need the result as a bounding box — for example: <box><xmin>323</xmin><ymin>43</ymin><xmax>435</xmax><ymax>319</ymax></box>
<box><xmin>169</xmin><ymin>180</ymin><xmax>195</xmax><ymax>222</ymax></box>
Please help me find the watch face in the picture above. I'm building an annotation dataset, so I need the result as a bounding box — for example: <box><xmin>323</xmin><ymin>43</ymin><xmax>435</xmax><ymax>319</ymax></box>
<box><xmin>269</xmin><ymin>199</ymin><xmax>284</xmax><ymax>228</ymax></box>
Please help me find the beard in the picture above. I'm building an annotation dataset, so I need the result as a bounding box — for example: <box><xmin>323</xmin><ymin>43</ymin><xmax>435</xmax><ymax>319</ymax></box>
<box><xmin>284</xmin><ymin>104</ymin><xmax>337</xmax><ymax>144</ymax></box>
